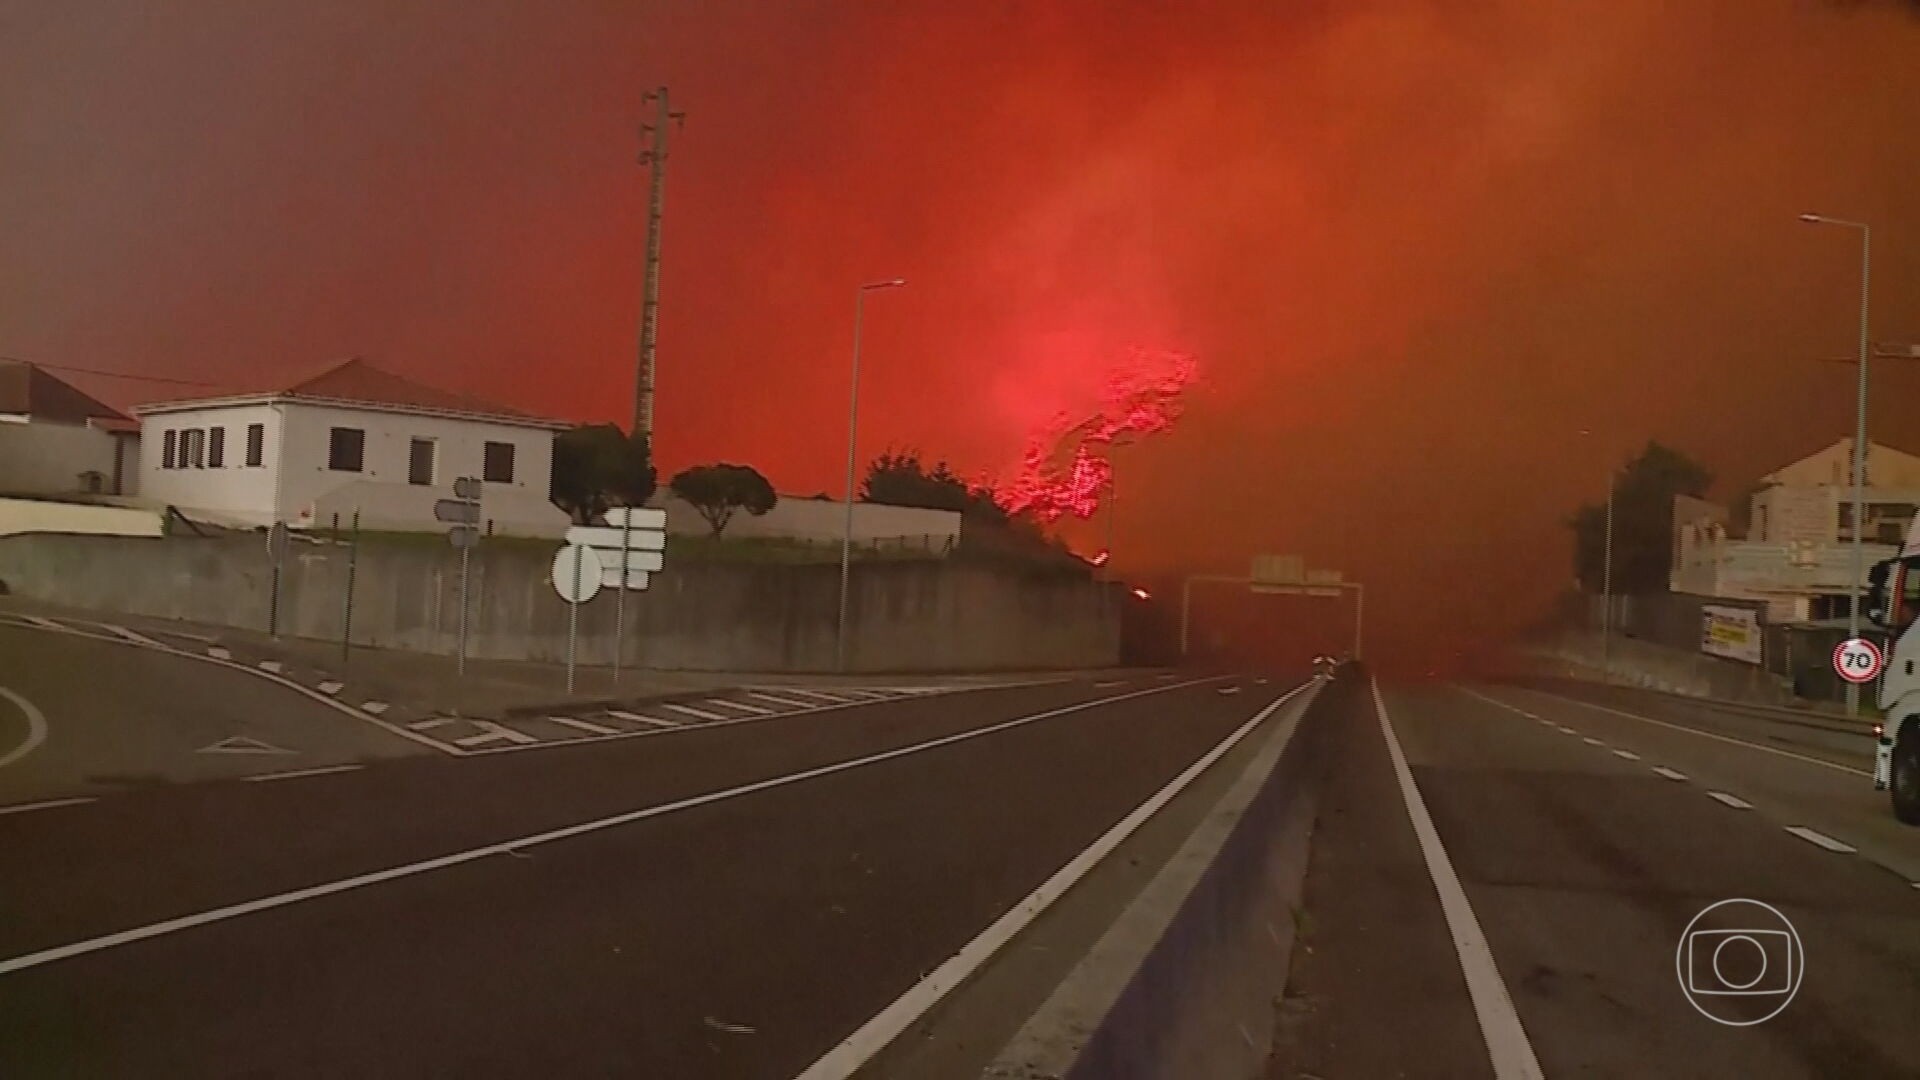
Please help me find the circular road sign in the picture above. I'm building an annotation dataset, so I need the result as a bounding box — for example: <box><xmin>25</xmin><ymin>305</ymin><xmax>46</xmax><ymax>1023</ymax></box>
<box><xmin>550</xmin><ymin>543</ymin><xmax>604</xmax><ymax>604</ymax></box>
<box><xmin>1832</xmin><ymin>636</ymin><xmax>1885</xmax><ymax>684</ymax></box>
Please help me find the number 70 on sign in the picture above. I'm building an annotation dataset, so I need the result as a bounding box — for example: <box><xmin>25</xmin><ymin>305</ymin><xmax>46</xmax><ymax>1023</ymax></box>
<box><xmin>1833</xmin><ymin>637</ymin><xmax>1886</xmax><ymax>683</ymax></box>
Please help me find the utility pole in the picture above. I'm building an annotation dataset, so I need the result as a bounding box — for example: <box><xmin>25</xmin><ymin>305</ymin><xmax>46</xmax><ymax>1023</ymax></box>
<box><xmin>634</xmin><ymin>87</ymin><xmax>685</xmax><ymax>441</ymax></box>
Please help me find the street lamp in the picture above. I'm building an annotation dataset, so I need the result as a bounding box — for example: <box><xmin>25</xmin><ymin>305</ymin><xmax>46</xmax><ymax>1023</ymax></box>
<box><xmin>1800</xmin><ymin>212</ymin><xmax>1871</xmax><ymax>719</ymax></box>
<box><xmin>836</xmin><ymin>277</ymin><xmax>907</xmax><ymax>673</ymax></box>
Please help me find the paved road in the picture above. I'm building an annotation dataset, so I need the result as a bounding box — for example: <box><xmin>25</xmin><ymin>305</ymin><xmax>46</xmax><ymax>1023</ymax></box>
<box><xmin>1271</xmin><ymin>677</ymin><xmax>1920</xmax><ymax>1079</ymax></box>
<box><xmin>0</xmin><ymin>669</ymin><xmax>1293</xmax><ymax>1077</ymax></box>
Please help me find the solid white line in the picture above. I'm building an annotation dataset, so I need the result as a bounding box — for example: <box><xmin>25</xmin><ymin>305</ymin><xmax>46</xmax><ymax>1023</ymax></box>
<box><xmin>452</xmin><ymin>721</ymin><xmax>538</xmax><ymax>747</ymax></box>
<box><xmin>1517</xmin><ymin>689</ymin><xmax>1871</xmax><ymax>778</ymax></box>
<box><xmin>1707</xmin><ymin>791</ymin><xmax>1753</xmax><ymax>810</ymax></box>
<box><xmin>607</xmin><ymin>709</ymin><xmax>680</xmax><ymax>729</ymax></box>
<box><xmin>1612</xmin><ymin>749</ymin><xmax>1641</xmax><ymax>761</ymax></box>
<box><xmin>1652</xmin><ymin>766</ymin><xmax>1688</xmax><ymax>781</ymax></box>
<box><xmin>659</xmin><ymin>701</ymin><xmax>731</xmax><ymax>722</ymax></box>
<box><xmin>0</xmin><ymin>686</ymin><xmax>50</xmax><ymax>770</ymax></box>
<box><xmin>795</xmin><ymin>680</ymin><xmax>1316</xmax><ymax>1080</ymax></box>
<box><xmin>1372</xmin><ymin>679</ymin><xmax>1544</xmax><ymax>1080</ymax></box>
<box><xmin>704</xmin><ymin>698</ymin><xmax>774</xmax><ymax>715</ymax></box>
<box><xmin>0</xmin><ymin>796</ymin><xmax>95</xmax><ymax>816</ymax></box>
<box><xmin>0</xmin><ymin>675</ymin><xmax>1226</xmax><ymax>978</ymax></box>
<box><xmin>244</xmin><ymin>764</ymin><xmax>363</xmax><ymax>783</ymax></box>
<box><xmin>745</xmin><ymin>692</ymin><xmax>814</xmax><ymax>709</ymax></box>
<box><xmin>1784</xmin><ymin>826</ymin><xmax>1856</xmax><ymax>854</ymax></box>
<box><xmin>543</xmin><ymin>715</ymin><xmax>619</xmax><ymax>736</ymax></box>
<box><xmin>316</xmin><ymin>681</ymin><xmax>345</xmax><ymax>696</ymax></box>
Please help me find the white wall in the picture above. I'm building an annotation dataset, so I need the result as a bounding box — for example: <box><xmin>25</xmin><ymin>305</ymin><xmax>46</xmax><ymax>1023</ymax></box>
<box><xmin>0</xmin><ymin>496</ymin><xmax>164</xmax><ymax>538</ymax></box>
<box><xmin>650</xmin><ymin>491</ymin><xmax>962</xmax><ymax>543</ymax></box>
<box><xmin>0</xmin><ymin>420</ymin><xmax>123</xmax><ymax>497</ymax></box>
<box><xmin>278</xmin><ymin>403</ymin><xmax>561</xmax><ymax>536</ymax></box>
<box><xmin>138</xmin><ymin>403</ymin><xmax>284</xmax><ymax>526</ymax></box>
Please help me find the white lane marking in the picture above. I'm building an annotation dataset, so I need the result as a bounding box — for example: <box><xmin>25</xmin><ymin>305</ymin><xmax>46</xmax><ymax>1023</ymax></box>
<box><xmin>1582</xmin><ymin>737</ymin><xmax>1605</xmax><ymax>746</ymax></box>
<box><xmin>796</xmin><ymin>680</ymin><xmax>1317</xmax><ymax>1079</ymax></box>
<box><xmin>0</xmin><ymin>796</ymin><xmax>96</xmax><ymax>816</ymax></box>
<box><xmin>704</xmin><ymin>697</ymin><xmax>773</xmax><ymax>715</ymax></box>
<box><xmin>1652</xmin><ymin>766</ymin><xmax>1689</xmax><ymax>781</ymax></box>
<box><xmin>607</xmin><ymin>709</ymin><xmax>680</xmax><ymax>729</ymax></box>
<box><xmin>258</xmin><ymin>661</ymin><xmax>283</xmax><ymax>674</ymax></box>
<box><xmin>1157</xmin><ymin>673</ymin><xmax>1179</xmax><ymax>680</ymax></box>
<box><xmin>0</xmin><ymin>686</ymin><xmax>50</xmax><ymax>770</ymax></box>
<box><xmin>1218</xmin><ymin>686</ymin><xmax>1242</xmax><ymax>695</ymax></box>
<box><xmin>411</xmin><ymin>718</ymin><xmax>460</xmax><ymax>731</ymax></box>
<box><xmin>1094</xmin><ymin>680</ymin><xmax>1127</xmax><ymax>689</ymax></box>
<box><xmin>361</xmin><ymin>702</ymin><xmax>389</xmax><ymax>716</ymax></box>
<box><xmin>1516</xmin><ymin>689</ymin><xmax>1871</xmax><ymax>778</ymax></box>
<box><xmin>1372</xmin><ymin>680</ymin><xmax>1544</xmax><ymax>1080</ymax></box>
<box><xmin>831</xmin><ymin>689</ymin><xmax>891</xmax><ymax>701</ymax></box>
<box><xmin>197</xmin><ymin>736</ymin><xmax>295</xmax><ymax>756</ymax></box>
<box><xmin>775</xmin><ymin>688</ymin><xmax>856</xmax><ymax>704</ymax></box>
<box><xmin>207</xmin><ymin>647</ymin><xmax>232</xmax><ymax>661</ymax></box>
<box><xmin>244</xmin><ymin>764</ymin><xmax>363</xmax><ymax>783</ymax></box>
<box><xmin>452</xmin><ymin>721</ymin><xmax>538</xmax><ymax>747</ymax></box>
<box><xmin>543</xmin><ymin>715</ymin><xmax>619</xmax><ymax>736</ymax></box>
<box><xmin>25</xmin><ymin>616</ymin><xmax>65</xmax><ymax>631</ymax></box>
<box><xmin>1612</xmin><ymin>749</ymin><xmax>1641</xmax><ymax>761</ymax></box>
<box><xmin>0</xmin><ymin>675</ymin><xmax>1228</xmax><ymax>977</ymax></box>
<box><xmin>1707</xmin><ymin>791</ymin><xmax>1754</xmax><ymax>810</ymax></box>
<box><xmin>1556</xmin><ymin>726</ymin><xmax>1575</xmax><ymax>734</ymax></box>
<box><xmin>99</xmin><ymin>623</ymin><xmax>164</xmax><ymax>647</ymax></box>
<box><xmin>316</xmin><ymin>681</ymin><xmax>345</xmax><ymax>696</ymax></box>
<box><xmin>745</xmin><ymin>692</ymin><xmax>815</xmax><ymax>709</ymax></box>
<box><xmin>659</xmin><ymin>701</ymin><xmax>731</xmax><ymax>722</ymax></box>
<box><xmin>1784</xmin><ymin>826</ymin><xmax>1856</xmax><ymax>854</ymax></box>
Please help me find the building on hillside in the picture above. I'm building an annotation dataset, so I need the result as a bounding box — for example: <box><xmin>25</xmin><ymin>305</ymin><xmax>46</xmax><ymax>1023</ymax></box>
<box><xmin>1671</xmin><ymin>437</ymin><xmax>1918</xmax><ymax>623</ymax></box>
<box><xmin>0</xmin><ymin>359</ymin><xmax>140</xmax><ymax>497</ymax></box>
<box><xmin>132</xmin><ymin>358</ymin><xmax>572</xmax><ymax>537</ymax></box>
<box><xmin>649</xmin><ymin>489</ymin><xmax>962</xmax><ymax>548</ymax></box>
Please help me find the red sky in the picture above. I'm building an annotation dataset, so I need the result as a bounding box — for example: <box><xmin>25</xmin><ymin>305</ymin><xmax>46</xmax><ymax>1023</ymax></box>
<box><xmin>5</xmin><ymin>0</ymin><xmax>1920</xmax><ymax>670</ymax></box>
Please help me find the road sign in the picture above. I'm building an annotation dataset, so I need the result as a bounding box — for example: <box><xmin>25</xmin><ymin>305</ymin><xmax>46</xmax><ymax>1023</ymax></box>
<box><xmin>1834</xmin><ymin>636</ymin><xmax>1886</xmax><ymax>683</ymax></box>
<box><xmin>565</xmin><ymin>525</ymin><xmax>668</xmax><ymax>553</ymax></box>
<box><xmin>564</xmin><ymin>520</ymin><xmax>668</xmax><ymax>590</ymax></box>
<box><xmin>448</xmin><ymin>525</ymin><xmax>479</xmax><ymax>549</ymax></box>
<box><xmin>605</xmin><ymin>506</ymin><xmax>667</xmax><ymax>531</ymax></box>
<box><xmin>435</xmin><ymin>499</ymin><xmax>481</xmax><ymax>524</ymax></box>
<box><xmin>1251</xmin><ymin>554</ymin><xmax>1303</xmax><ymax>586</ymax></box>
<box><xmin>551</xmin><ymin>543</ymin><xmax>603</xmax><ymax>604</ymax></box>
<box><xmin>452</xmin><ymin>476</ymin><xmax>483</xmax><ymax>500</ymax></box>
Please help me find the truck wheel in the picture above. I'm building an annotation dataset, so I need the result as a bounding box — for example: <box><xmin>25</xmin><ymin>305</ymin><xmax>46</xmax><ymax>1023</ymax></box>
<box><xmin>1895</xmin><ymin>728</ymin><xmax>1920</xmax><ymax>826</ymax></box>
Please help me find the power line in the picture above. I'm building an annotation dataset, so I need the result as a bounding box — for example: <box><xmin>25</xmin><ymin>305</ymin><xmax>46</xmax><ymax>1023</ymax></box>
<box><xmin>0</xmin><ymin>354</ymin><xmax>225</xmax><ymax>388</ymax></box>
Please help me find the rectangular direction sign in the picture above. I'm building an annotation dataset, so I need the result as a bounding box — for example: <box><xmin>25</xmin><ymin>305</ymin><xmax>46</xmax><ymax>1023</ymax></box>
<box><xmin>435</xmin><ymin>499</ymin><xmax>482</xmax><ymax>524</ymax></box>
<box><xmin>578</xmin><ymin>548</ymin><xmax>665</xmax><ymax>573</ymax></box>
<box><xmin>604</xmin><ymin>506</ymin><xmax>667</xmax><ymax>530</ymax></box>
<box><xmin>565</xmin><ymin>525</ymin><xmax>668</xmax><ymax>552</ymax></box>
<box><xmin>602</xmin><ymin>567</ymin><xmax>652</xmax><ymax>590</ymax></box>
<box><xmin>452</xmin><ymin>477</ymin><xmax>483</xmax><ymax>500</ymax></box>
<box><xmin>1251</xmin><ymin>554</ymin><xmax>1304</xmax><ymax>586</ymax></box>
<box><xmin>448</xmin><ymin>525</ymin><xmax>479</xmax><ymax>549</ymax></box>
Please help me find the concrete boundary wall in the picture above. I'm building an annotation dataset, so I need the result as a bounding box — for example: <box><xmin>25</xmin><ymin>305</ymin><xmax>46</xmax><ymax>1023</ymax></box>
<box><xmin>0</xmin><ymin>532</ymin><xmax>1118</xmax><ymax>673</ymax></box>
<box><xmin>986</xmin><ymin>673</ymin><xmax>1336</xmax><ymax>1080</ymax></box>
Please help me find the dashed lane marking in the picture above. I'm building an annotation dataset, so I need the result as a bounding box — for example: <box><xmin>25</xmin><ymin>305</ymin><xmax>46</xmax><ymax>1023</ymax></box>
<box><xmin>1218</xmin><ymin>686</ymin><xmax>1242</xmax><ymax>695</ymax></box>
<box><xmin>659</xmin><ymin>701</ymin><xmax>732</xmax><ymax>722</ymax></box>
<box><xmin>607</xmin><ymin>709</ymin><xmax>680</xmax><ymax>729</ymax></box>
<box><xmin>245</xmin><ymin>764</ymin><xmax>363</xmax><ymax>783</ymax></box>
<box><xmin>1093</xmin><ymin>680</ymin><xmax>1127</xmax><ymax>689</ymax></box>
<box><xmin>775</xmin><ymin>688</ymin><xmax>854</xmax><ymax>704</ymax></box>
<box><xmin>745</xmin><ymin>692</ymin><xmax>815</xmax><ymax>709</ymax></box>
<box><xmin>452</xmin><ymin>721</ymin><xmax>539</xmax><ymax>748</ymax></box>
<box><xmin>1784</xmin><ymin>826</ymin><xmax>1857</xmax><ymax>854</ymax></box>
<box><xmin>207</xmin><ymin>647</ymin><xmax>232</xmax><ymax>661</ymax></box>
<box><xmin>1707</xmin><ymin>792</ymin><xmax>1753</xmax><ymax>810</ymax></box>
<box><xmin>1582</xmin><ymin>737</ymin><xmax>1605</xmax><ymax>746</ymax></box>
<box><xmin>258</xmin><ymin>661</ymin><xmax>283</xmax><ymax>674</ymax></box>
<box><xmin>316</xmin><ymin>681</ymin><xmax>345</xmax><ymax>696</ymax></box>
<box><xmin>1513</xmin><ymin>688</ymin><xmax>1871</xmax><ymax>778</ymax></box>
<box><xmin>0</xmin><ymin>796</ymin><xmax>96</xmax><ymax>816</ymax></box>
<box><xmin>543</xmin><ymin>715</ymin><xmax>619</xmax><ymax>737</ymax></box>
<box><xmin>707</xmin><ymin>698</ymin><xmax>773</xmax><ymax>715</ymax></box>
<box><xmin>1612</xmin><ymin>749</ymin><xmax>1641</xmax><ymax>761</ymax></box>
<box><xmin>362</xmin><ymin>702</ymin><xmax>390</xmax><ymax>716</ymax></box>
<box><xmin>1652</xmin><ymin>766</ymin><xmax>1688</xmax><ymax>781</ymax></box>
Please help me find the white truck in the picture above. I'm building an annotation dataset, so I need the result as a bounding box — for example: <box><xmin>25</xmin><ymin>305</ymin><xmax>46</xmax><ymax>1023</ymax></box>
<box><xmin>1866</xmin><ymin>524</ymin><xmax>1920</xmax><ymax>824</ymax></box>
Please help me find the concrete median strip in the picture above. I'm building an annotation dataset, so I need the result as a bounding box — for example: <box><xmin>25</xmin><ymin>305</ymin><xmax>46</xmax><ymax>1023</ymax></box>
<box><xmin>0</xmin><ymin>676</ymin><xmax>1226</xmax><ymax>980</ymax></box>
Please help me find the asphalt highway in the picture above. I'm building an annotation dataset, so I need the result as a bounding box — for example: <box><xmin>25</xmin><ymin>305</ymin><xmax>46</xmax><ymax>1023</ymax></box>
<box><xmin>1270</xmin><ymin>677</ymin><xmax>1920</xmax><ymax>1080</ymax></box>
<box><xmin>0</xmin><ymin>662</ymin><xmax>1299</xmax><ymax>1078</ymax></box>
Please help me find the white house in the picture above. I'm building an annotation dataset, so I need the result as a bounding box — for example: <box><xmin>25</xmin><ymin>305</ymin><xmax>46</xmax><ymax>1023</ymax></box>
<box><xmin>132</xmin><ymin>358</ymin><xmax>572</xmax><ymax>537</ymax></box>
<box><xmin>0</xmin><ymin>359</ymin><xmax>140</xmax><ymax>498</ymax></box>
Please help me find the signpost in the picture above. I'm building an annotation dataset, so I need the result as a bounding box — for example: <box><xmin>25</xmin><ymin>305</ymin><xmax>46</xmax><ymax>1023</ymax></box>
<box><xmin>1834</xmin><ymin>636</ymin><xmax>1885</xmax><ymax>685</ymax></box>
<box><xmin>552</xmin><ymin>543</ymin><xmax>604</xmax><ymax>694</ymax></box>
<box><xmin>1181</xmin><ymin>563</ymin><xmax>1364</xmax><ymax>661</ymax></box>
<box><xmin>564</xmin><ymin>506</ymin><xmax>668</xmax><ymax>683</ymax></box>
<box><xmin>266</xmin><ymin>522</ymin><xmax>290</xmax><ymax>639</ymax></box>
<box><xmin>438</xmin><ymin>477</ymin><xmax>483</xmax><ymax>674</ymax></box>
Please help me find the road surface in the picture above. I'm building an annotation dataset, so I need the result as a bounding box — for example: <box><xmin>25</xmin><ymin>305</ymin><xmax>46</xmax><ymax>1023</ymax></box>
<box><xmin>1271</xmin><ymin>676</ymin><xmax>1920</xmax><ymax>1079</ymax></box>
<box><xmin>0</xmin><ymin>661</ymin><xmax>1299</xmax><ymax>1078</ymax></box>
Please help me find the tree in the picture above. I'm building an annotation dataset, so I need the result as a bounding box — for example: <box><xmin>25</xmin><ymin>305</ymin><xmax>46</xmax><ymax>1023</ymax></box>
<box><xmin>1568</xmin><ymin>441</ymin><xmax>1713</xmax><ymax>595</ymax></box>
<box><xmin>861</xmin><ymin>446</ymin><xmax>1007</xmax><ymax>522</ymax></box>
<box><xmin>669</xmin><ymin>463</ymin><xmax>777</xmax><ymax>537</ymax></box>
<box><xmin>550</xmin><ymin>424</ymin><xmax>656</xmax><ymax>525</ymax></box>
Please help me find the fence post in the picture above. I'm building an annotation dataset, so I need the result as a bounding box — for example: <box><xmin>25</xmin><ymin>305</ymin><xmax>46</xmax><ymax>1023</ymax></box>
<box><xmin>340</xmin><ymin>509</ymin><xmax>360</xmax><ymax>665</ymax></box>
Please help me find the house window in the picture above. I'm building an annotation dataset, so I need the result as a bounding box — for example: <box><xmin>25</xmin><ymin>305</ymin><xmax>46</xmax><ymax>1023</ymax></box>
<box><xmin>208</xmin><ymin>427</ymin><xmax>226</xmax><ymax>468</ymax></box>
<box><xmin>187</xmin><ymin>429</ymin><xmax>205</xmax><ymax>468</ymax></box>
<box><xmin>162</xmin><ymin>429</ymin><xmax>177</xmax><ymax>469</ymax></box>
<box><xmin>408</xmin><ymin>438</ymin><xmax>436</xmax><ymax>485</ymax></box>
<box><xmin>328</xmin><ymin>427</ymin><xmax>365</xmax><ymax>472</ymax></box>
<box><xmin>246</xmin><ymin>423</ymin><xmax>265</xmax><ymax>467</ymax></box>
<box><xmin>482</xmin><ymin>441</ymin><xmax>515</xmax><ymax>483</ymax></box>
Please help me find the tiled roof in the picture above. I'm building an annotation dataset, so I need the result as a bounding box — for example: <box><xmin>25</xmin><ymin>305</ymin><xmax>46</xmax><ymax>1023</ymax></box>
<box><xmin>281</xmin><ymin>358</ymin><xmax>532</xmax><ymax>418</ymax></box>
<box><xmin>0</xmin><ymin>360</ymin><xmax>131</xmax><ymax>423</ymax></box>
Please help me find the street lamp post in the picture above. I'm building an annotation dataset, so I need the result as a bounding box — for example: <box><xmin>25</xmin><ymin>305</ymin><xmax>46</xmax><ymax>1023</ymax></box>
<box><xmin>836</xmin><ymin>278</ymin><xmax>907</xmax><ymax>673</ymax></box>
<box><xmin>1800</xmin><ymin>212</ymin><xmax>1871</xmax><ymax>719</ymax></box>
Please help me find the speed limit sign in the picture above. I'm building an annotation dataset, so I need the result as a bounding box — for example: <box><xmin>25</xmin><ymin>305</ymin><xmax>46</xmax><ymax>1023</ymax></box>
<box><xmin>1833</xmin><ymin>637</ymin><xmax>1886</xmax><ymax>684</ymax></box>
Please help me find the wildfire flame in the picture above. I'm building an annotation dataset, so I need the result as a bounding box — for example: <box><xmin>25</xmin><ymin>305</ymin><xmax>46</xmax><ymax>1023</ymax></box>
<box><xmin>991</xmin><ymin>346</ymin><xmax>1199</xmax><ymax>522</ymax></box>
